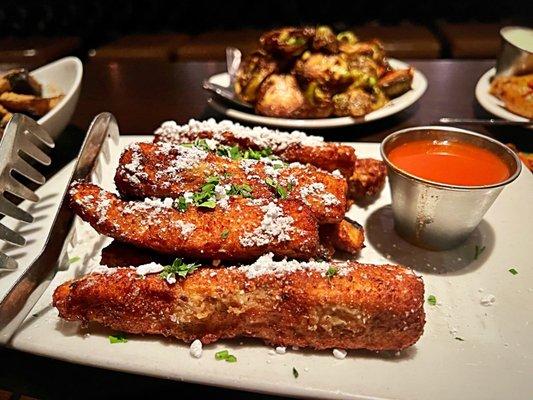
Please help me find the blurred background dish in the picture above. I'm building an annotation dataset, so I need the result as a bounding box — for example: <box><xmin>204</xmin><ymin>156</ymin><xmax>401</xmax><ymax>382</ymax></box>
<box><xmin>207</xmin><ymin>58</ymin><xmax>427</xmax><ymax>128</ymax></box>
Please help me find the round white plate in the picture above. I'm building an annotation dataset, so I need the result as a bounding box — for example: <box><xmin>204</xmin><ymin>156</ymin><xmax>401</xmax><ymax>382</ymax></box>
<box><xmin>207</xmin><ymin>59</ymin><xmax>427</xmax><ymax>129</ymax></box>
<box><xmin>475</xmin><ymin>67</ymin><xmax>530</xmax><ymax>122</ymax></box>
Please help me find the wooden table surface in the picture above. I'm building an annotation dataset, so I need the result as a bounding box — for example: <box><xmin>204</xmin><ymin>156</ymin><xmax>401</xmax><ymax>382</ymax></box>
<box><xmin>1</xmin><ymin>59</ymin><xmax>531</xmax><ymax>400</ymax></box>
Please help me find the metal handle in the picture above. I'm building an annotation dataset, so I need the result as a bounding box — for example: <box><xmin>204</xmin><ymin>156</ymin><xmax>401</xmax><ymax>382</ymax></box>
<box><xmin>0</xmin><ymin>112</ymin><xmax>119</xmax><ymax>345</ymax></box>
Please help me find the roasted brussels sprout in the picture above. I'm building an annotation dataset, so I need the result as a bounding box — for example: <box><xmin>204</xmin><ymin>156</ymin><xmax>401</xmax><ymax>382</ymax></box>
<box><xmin>234</xmin><ymin>51</ymin><xmax>279</xmax><ymax>103</ymax></box>
<box><xmin>294</xmin><ymin>53</ymin><xmax>353</xmax><ymax>90</ymax></box>
<box><xmin>233</xmin><ymin>25</ymin><xmax>412</xmax><ymax>119</ymax></box>
<box><xmin>333</xmin><ymin>88</ymin><xmax>373</xmax><ymax>117</ymax></box>
<box><xmin>260</xmin><ymin>27</ymin><xmax>315</xmax><ymax>58</ymax></box>
<box><xmin>378</xmin><ymin>68</ymin><xmax>414</xmax><ymax>98</ymax></box>
<box><xmin>312</xmin><ymin>26</ymin><xmax>339</xmax><ymax>53</ymax></box>
<box><xmin>255</xmin><ymin>74</ymin><xmax>307</xmax><ymax>117</ymax></box>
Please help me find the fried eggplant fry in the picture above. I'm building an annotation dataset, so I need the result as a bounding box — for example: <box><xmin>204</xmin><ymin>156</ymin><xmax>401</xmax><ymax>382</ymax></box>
<box><xmin>320</xmin><ymin>218</ymin><xmax>365</xmax><ymax>254</ymax></box>
<box><xmin>115</xmin><ymin>142</ymin><xmax>347</xmax><ymax>224</ymax></box>
<box><xmin>69</xmin><ymin>182</ymin><xmax>320</xmax><ymax>261</ymax></box>
<box><xmin>53</xmin><ymin>260</ymin><xmax>425</xmax><ymax>351</ymax></box>
<box><xmin>0</xmin><ymin>92</ymin><xmax>62</xmax><ymax>117</ymax></box>
<box><xmin>348</xmin><ymin>158</ymin><xmax>387</xmax><ymax>200</ymax></box>
<box><xmin>153</xmin><ymin>119</ymin><xmax>357</xmax><ymax>177</ymax></box>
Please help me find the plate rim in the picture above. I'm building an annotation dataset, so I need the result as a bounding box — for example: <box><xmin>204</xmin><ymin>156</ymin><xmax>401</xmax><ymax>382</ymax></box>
<box><xmin>207</xmin><ymin>58</ymin><xmax>427</xmax><ymax>129</ymax></box>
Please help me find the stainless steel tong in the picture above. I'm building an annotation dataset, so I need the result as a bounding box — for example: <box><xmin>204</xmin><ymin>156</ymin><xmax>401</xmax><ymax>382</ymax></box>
<box><xmin>0</xmin><ymin>114</ymin><xmax>54</xmax><ymax>271</ymax></box>
<box><xmin>0</xmin><ymin>112</ymin><xmax>119</xmax><ymax>344</ymax></box>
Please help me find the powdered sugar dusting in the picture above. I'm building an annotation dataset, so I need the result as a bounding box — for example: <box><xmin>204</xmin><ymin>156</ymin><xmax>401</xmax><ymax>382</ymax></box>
<box><xmin>299</xmin><ymin>183</ymin><xmax>340</xmax><ymax>206</ymax></box>
<box><xmin>235</xmin><ymin>253</ymin><xmax>348</xmax><ymax>279</ymax></box>
<box><xmin>239</xmin><ymin>202</ymin><xmax>294</xmax><ymax>247</ymax></box>
<box><xmin>155</xmin><ymin>119</ymin><xmax>325</xmax><ymax>151</ymax></box>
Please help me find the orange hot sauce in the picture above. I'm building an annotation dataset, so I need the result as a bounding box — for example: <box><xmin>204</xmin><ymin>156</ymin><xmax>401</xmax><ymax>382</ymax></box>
<box><xmin>388</xmin><ymin>139</ymin><xmax>510</xmax><ymax>186</ymax></box>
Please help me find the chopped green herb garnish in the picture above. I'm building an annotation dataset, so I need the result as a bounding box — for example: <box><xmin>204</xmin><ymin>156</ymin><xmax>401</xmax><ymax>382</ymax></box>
<box><xmin>454</xmin><ymin>337</ymin><xmax>465</xmax><ymax>341</ymax></box>
<box><xmin>325</xmin><ymin>266</ymin><xmax>337</xmax><ymax>278</ymax></box>
<box><xmin>217</xmin><ymin>145</ymin><xmax>242</xmax><ymax>160</ymax></box>
<box><xmin>215</xmin><ymin>350</ymin><xmax>229</xmax><ymax>360</ymax></box>
<box><xmin>189</xmin><ymin>176</ymin><xmax>220</xmax><ymax>208</ymax></box>
<box><xmin>68</xmin><ymin>256</ymin><xmax>80</xmax><ymax>264</ymax></box>
<box><xmin>225</xmin><ymin>355</ymin><xmax>237</xmax><ymax>363</ymax></box>
<box><xmin>427</xmin><ymin>295</ymin><xmax>437</xmax><ymax>306</ymax></box>
<box><xmin>292</xmin><ymin>367</ymin><xmax>299</xmax><ymax>378</ymax></box>
<box><xmin>176</xmin><ymin>196</ymin><xmax>189</xmax><ymax>212</ymax></box>
<box><xmin>215</xmin><ymin>349</ymin><xmax>237</xmax><ymax>362</ymax></box>
<box><xmin>160</xmin><ymin>258</ymin><xmax>200</xmax><ymax>282</ymax></box>
<box><xmin>197</xmin><ymin>199</ymin><xmax>217</xmax><ymax>208</ymax></box>
<box><xmin>508</xmin><ymin>268</ymin><xmax>518</xmax><ymax>275</ymax></box>
<box><xmin>205</xmin><ymin>175</ymin><xmax>220</xmax><ymax>185</ymax></box>
<box><xmin>109</xmin><ymin>333</ymin><xmax>127</xmax><ymax>344</ymax></box>
<box><xmin>221</xmin><ymin>229</ymin><xmax>229</xmax><ymax>239</ymax></box>
<box><xmin>265</xmin><ymin>177</ymin><xmax>289</xmax><ymax>199</ymax></box>
<box><xmin>474</xmin><ymin>245</ymin><xmax>486</xmax><ymax>260</ymax></box>
<box><xmin>227</xmin><ymin>183</ymin><xmax>253</xmax><ymax>198</ymax></box>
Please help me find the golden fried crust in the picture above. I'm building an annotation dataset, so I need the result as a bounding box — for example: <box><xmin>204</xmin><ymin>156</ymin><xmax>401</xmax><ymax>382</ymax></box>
<box><xmin>348</xmin><ymin>158</ymin><xmax>387</xmax><ymax>199</ymax></box>
<box><xmin>115</xmin><ymin>142</ymin><xmax>347</xmax><ymax>224</ymax></box>
<box><xmin>53</xmin><ymin>265</ymin><xmax>425</xmax><ymax>351</ymax></box>
<box><xmin>69</xmin><ymin>182</ymin><xmax>320</xmax><ymax>261</ymax></box>
<box><xmin>320</xmin><ymin>219</ymin><xmax>365</xmax><ymax>254</ymax></box>
<box><xmin>153</xmin><ymin>130</ymin><xmax>357</xmax><ymax>177</ymax></box>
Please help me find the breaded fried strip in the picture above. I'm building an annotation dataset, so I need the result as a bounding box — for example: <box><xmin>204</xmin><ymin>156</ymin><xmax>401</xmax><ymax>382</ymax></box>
<box><xmin>348</xmin><ymin>158</ymin><xmax>387</xmax><ymax>200</ymax></box>
<box><xmin>69</xmin><ymin>182</ymin><xmax>320</xmax><ymax>261</ymax></box>
<box><xmin>115</xmin><ymin>142</ymin><xmax>347</xmax><ymax>224</ymax></box>
<box><xmin>320</xmin><ymin>218</ymin><xmax>365</xmax><ymax>254</ymax></box>
<box><xmin>153</xmin><ymin>119</ymin><xmax>357</xmax><ymax>177</ymax></box>
<box><xmin>53</xmin><ymin>261</ymin><xmax>425</xmax><ymax>350</ymax></box>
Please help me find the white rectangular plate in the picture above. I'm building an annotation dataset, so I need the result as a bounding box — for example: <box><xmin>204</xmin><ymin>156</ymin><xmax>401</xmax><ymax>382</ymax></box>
<box><xmin>1</xmin><ymin>136</ymin><xmax>532</xmax><ymax>400</ymax></box>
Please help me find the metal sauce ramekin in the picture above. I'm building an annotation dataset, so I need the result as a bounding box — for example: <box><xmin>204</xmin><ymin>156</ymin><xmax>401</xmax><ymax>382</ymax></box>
<box><xmin>380</xmin><ymin>126</ymin><xmax>522</xmax><ymax>251</ymax></box>
<box><xmin>496</xmin><ymin>26</ymin><xmax>533</xmax><ymax>77</ymax></box>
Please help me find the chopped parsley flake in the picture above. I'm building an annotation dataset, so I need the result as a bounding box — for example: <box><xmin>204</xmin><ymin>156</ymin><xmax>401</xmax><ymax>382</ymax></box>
<box><xmin>68</xmin><ymin>256</ymin><xmax>80</xmax><ymax>264</ymax></box>
<box><xmin>221</xmin><ymin>229</ymin><xmax>229</xmax><ymax>239</ymax></box>
<box><xmin>427</xmin><ymin>295</ymin><xmax>437</xmax><ymax>306</ymax></box>
<box><xmin>292</xmin><ymin>367</ymin><xmax>299</xmax><ymax>378</ymax></box>
<box><xmin>265</xmin><ymin>177</ymin><xmax>290</xmax><ymax>199</ymax></box>
<box><xmin>474</xmin><ymin>245</ymin><xmax>486</xmax><ymax>260</ymax></box>
<box><xmin>214</xmin><ymin>143</ymin><xmax>274</xmax><ymax>161</ymax></box>
<box><xmin>227</xmin><ymin>183</ymin><xmax>253</xmax><ymax>198</ymax></box>
<box><xmin>325</xmin><ymin>266</ymin><xmax>337</xmax><ymax>278</ymax></box>
<box><xmin>109</xmin><ymin>333</ymin><xmax>127</xmax><ymax>344</ymax></box>
<box><xmin>215</xmin><ymin>349</ymin><xmax>237</xmax><ymax>362</ymax></box>
<box><xmin>454</xmin><ymin>337</ymin><xmax>465</xmax><ymax>341</ymax></box>
<box><xmin>508</xmin><ymin>268</ymin><xmax>518</xmax><ymax>275</ymax></box>
<box><xmin>160</xmin><ymin>258</ymin><xmax>200</xmax><ymax>281</ymax></box>
<box><xmin>175</xmin><ymin>196</ymin><xmax>189</xmax><ymax>212</ymax></box>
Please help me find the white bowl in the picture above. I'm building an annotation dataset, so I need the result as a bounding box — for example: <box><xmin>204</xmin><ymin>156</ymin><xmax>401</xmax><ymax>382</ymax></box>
<box><xmin>30</xmin><ymin>56</ymin><xmax>83</xmax><ymax>139</ymax></box>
